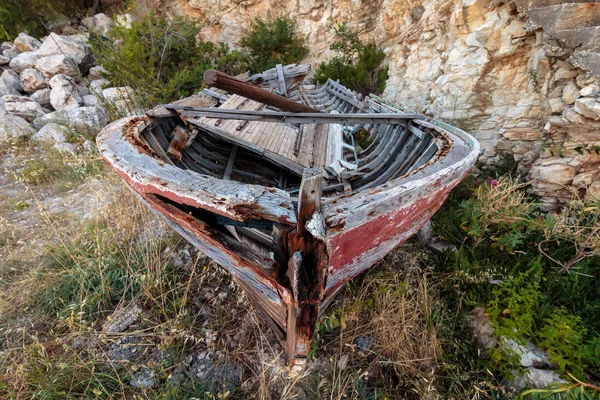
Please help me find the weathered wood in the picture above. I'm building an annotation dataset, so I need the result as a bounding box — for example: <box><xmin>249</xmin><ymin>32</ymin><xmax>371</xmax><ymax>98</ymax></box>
<box><xmin>200</xmin><ymin>88</ymin><xmax>230</xmax><ymax>102</ymax></box>
<box><xmin>203</xmin><ymin>70</ymin><xmax>319</xmax><ymax>113</ymax></box>
<box><xmin>284</xmin><ymin>168</ymin><xmax>328</xmax><ymax>368</ymax></box>
<box><xmin>169</xmin><ymin>106</ymin><xmax>420</xmax><ymax>124</ymax></box>
<box><xmin>187</xmin><ymin>119</ymin><xmax>306</xmax><ymax>175</ymax></box>
<box><xmin>249</xmin><ymin>63</ymin><xmax>311</xmax><ymax>83</ymax></box>
<box><xmin>275</xmin><ymin>64</ymin><xmax>287</xmax><ymax>96</ymax></box>
<box><xmin>97</xmin><ymin>71</ymin><xmax>482</xmax><ymax>373</ymax></box>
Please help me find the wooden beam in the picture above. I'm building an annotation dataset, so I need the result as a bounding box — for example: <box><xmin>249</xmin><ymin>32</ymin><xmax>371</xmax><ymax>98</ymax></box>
<box><xmin>284</xmin><ymin>167</ymin><xmax>328</xmax><ymax>369</ymax></box>
<box><xmin>203</xmin><ymin>69</ymin><xmax>319</xmax><ymax>113</ymax></box>
<box><xmin>168</xmin><ymin>105</ymin><xmax>420</xmax><ymax>124</ymax></box>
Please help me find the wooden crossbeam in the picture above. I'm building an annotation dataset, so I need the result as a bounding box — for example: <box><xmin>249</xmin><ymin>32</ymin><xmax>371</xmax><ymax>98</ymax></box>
<box><xmin>166</xmin><ymin>105</ymin><xmax>420</xmax><ymax>125</ymax></box>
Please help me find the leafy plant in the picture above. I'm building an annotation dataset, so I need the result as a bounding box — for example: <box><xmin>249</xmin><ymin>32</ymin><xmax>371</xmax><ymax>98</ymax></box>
<box><xmin>486</xmin><ymin>269</ymin><xmax>542</xmax><ymax>342</ymax></box>
<box><xmin>315</xmin><ymin>20</ymin><xmax>389</xmax><ymax>95</ymax></box>
<box><xmin>536</xmin><ymin>309</ymin><xmax>600</xmax><ymax>376</ymax></box>
<box><xmin>240</xmin><ymin>14</ymin><xmax>308</xmax><ymax>73</ymax></box>
<box><xmin>91</xmin><ymin>15</ymin><xmax>249</xmax><ymax>109</ymax></box>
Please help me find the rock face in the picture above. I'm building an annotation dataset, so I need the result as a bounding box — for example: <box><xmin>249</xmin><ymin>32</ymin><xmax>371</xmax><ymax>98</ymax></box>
<box><xmin>151</xmin><ymin>0</ymin><xmax>600</xmax><ymax>208</ymax></box>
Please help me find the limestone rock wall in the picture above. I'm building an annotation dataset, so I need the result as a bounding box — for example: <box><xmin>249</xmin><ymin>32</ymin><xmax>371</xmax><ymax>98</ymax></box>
<box><xmin>151</xmin><ymin>0</ymin><xmax>600</xmax><ymax>209</ymax></box>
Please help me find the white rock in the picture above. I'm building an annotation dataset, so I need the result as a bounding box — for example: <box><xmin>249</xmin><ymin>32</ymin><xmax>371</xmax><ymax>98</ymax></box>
<box><xmin>510</xmin><ymin>368</ymin><xmax>566</xmax><ymax>393</ymax></box>
<box><xmin>561</xmin><ymin>82</ymin><xmax>579</xmax><ymax>105</ymax></box>
<box><xmin>14</xmin><ymin>33</ymin><xmax>42</xmax><ymax>53</ymax></box>
<box><xmin>33</xmin><ymin>106</ymin><xmax>109</xmax><ymax>135</ymax></box>
<box><xmin>49</xmin><ymin>74</ymin><xmax>82</xmax><ymax>111</ymax></box>
<box><xmin>82</xmin><ymin>13</ymin><xmax>113</xmax><ymax>36</ymax></box>
<box><xmin>30</xmin><ymin>88</ymin><xmax>52</xmax><ymax>108</ymax></box>
<box><xmin>19</xmin><ymin>69</ymin><xmax>48</xmax><ymax>93</ymax></box>
<box><xmin>574</xmin><ymin>97</ymin><xmax>600</xmax><ymax>120</ymax></box>
<box><xmin>8</xmin><ymin>51</ymin><xmax>39</xmax><ymax>73</ymax></box>
<box><xmin>0</xmin><ymin>69</ymin><xmax>23</xmax><ymax>95</ymax></box>
<box><xmin>33</xmin><ymin>122</ymin><xmax>70</xmax><ymax>144</ymax></box>
<box><xmin>35</xmin><ymin>55</ymin><xmax>80</xmax><ymax>80</ymax></box>
<box><xmin>87</xmin><ymin>65</ymin><xmax>106</xmax><ymax>81</ymax></box>
<box><xmin>0</xmin><ymin>55</ymin><xmax>10</xmax><ymax>65</ymax></box>
<box><xmin>37</xmin><ymin>33</ymin><xmax>92</xmax><ymax>69</ymax></box>
<box><xmin>2</xmin><ymin>46</ymin><xmax>18</xmax><ymax>58</ymax></box>
<box><xmin>0</xmin><ymin>113</ymin><xmax>35</xmax><ymax>141</ymax></box>
<box><xmin>81</xmin><ymin>16</ymin><xmax>96</xmax><ymax>30</ymax></box>
<box><xmin>82</xmin><ymin>94</ymin><xmax>100</xmax><ymax>106</ymax></box>
<box><xmin>102</xmin><ymin>86</ymin><xmax>134</xmax><ymax>103</ymax></box>
<box><xmin>3</xmin><ymin>95</ymin><xmax>45</xmax><ymax>121</ymax></box>
<box><xmin>89</xmin><ymin>78</ymin><xmax>108</xmax><ymax>95</ymax></box>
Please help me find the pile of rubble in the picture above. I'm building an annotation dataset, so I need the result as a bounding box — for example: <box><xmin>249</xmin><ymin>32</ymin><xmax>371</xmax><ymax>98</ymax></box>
<box><xmin>0</xmin><ymin>13</ymin><xmax>135</xmax><ymax>153</ymax></box>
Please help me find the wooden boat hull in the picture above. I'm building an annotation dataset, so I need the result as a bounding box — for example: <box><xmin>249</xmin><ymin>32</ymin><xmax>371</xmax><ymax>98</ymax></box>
<box><xmin>97</xmin><ymin>73</ymin><xmax>479</xmax><ymax>369</ymax></box>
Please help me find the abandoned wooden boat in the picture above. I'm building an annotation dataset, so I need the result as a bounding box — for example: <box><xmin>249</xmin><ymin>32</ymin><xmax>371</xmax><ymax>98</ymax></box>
<box><xmin>96</xmin><ymin>64</ymin><xmax>480</xmax><ymax>369</ymax></box>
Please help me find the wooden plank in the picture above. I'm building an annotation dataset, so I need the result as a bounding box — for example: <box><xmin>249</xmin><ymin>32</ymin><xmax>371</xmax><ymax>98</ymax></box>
<box><xmin>201</xmin><ymin>88</ymin><xmax>230</xmax><ymax>102</ymax></box>
<box><xmin>223</xmin><ymin>145</ymin><xmax>238</xmax><ymax>180</ymax></box>
<box><xmin>188</xmin><ymin>119</ymin><xmax>305</xmax><ymax>175</ymax></box>
<box><xmin>311</xmin><ymin>124</ymin><xmax>329</xmax><ymax>168</ymax></box>
<box><xmin>276</xmin><ymin>64</ymin><xmax>287</xmax><ymax>95</ymax></box>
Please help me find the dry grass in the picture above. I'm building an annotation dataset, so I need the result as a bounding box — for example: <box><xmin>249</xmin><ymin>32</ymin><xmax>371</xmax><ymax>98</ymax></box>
<box><xmin>0</xmin><ymin>141</ymin><xmax>450</xmax><ymax>399</ymax></box>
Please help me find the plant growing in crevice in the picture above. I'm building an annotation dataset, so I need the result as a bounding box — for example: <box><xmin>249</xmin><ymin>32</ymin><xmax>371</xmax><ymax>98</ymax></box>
<box><xmin>315</xmin><ymin>20</ymin><xmax>389</xmax><ymax>95</ymax></box>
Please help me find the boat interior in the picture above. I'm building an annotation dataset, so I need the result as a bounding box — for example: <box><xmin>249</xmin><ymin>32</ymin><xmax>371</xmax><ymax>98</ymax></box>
<box><xmin>129</xmin><ymin>65</ymin><xmax>453</xmax><ymax>259</ymax></box>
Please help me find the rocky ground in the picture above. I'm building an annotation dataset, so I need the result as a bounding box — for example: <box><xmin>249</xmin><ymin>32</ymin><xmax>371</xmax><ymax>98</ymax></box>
<box><xmin>0</xmin><ymin>13</ymin><xmax>136</xmax><ymax>152</ymax></box>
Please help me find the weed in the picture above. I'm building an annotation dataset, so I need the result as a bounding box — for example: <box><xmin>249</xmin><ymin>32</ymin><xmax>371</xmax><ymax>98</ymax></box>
<box><xmin>240</xmin><ymin>15</ymin><xmax>308</xmax><ymax>73</ymax></box>
<box><xmin>315</xmin><ymin>20</ymin><xmax>388</xmax><ymax>95</ymax></box>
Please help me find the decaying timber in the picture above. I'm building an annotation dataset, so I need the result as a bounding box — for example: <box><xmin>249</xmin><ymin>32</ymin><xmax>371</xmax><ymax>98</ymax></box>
<box><xmin>97</xmin><ymin>64</ymin><xmax>480</xmax><ymax>369</ymax></box>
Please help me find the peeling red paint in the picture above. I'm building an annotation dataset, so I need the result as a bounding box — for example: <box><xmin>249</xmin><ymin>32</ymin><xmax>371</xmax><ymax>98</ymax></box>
<box><xmin>328</xmin><ymin>186</ymin><xmax>451</xmax><ymax>270</ymax></box>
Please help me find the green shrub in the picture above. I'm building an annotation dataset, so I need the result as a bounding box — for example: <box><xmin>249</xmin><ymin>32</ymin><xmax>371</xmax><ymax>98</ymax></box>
<box><xmin>314</xmin><ymin>20</ymin><xmax>389</xmax><ymax>95</ymax></box>
<box><xmin>431</xmin><ymin>175</ymin><xmax>600</xmax><ymax>385</ymax></box>
<box><xmin>91</xmin><ymin>15</ymin><xmax>249</xmax><ymax>109</ymax></box>
<box><xmin>240</xmin><ymin>14</ymin><xmax>309</xmax><ymax>73</ymax></box>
